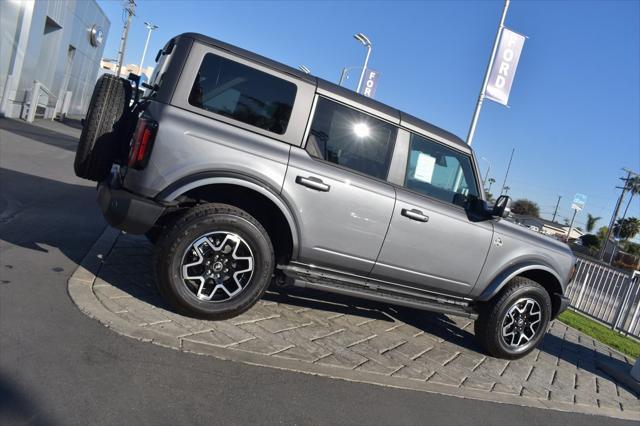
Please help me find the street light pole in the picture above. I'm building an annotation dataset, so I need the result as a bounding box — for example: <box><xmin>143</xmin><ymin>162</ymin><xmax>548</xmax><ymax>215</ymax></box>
<box><xmin>481</xmin><ymin>157</ymin><xmax>491</xmax><ymax>187</ymax></box>
<box><xmin>138</xmin><ymin>21</ymin><xmax>159</xmax><ymax>78</ymax></box>
<box><xmin>566</xmin><ymin>208</ymin><xmax>578</xmax><ymax>242</ymax></box>
<box><xmin>353</xmin><ymin>33</ymin><xmax>372</xmax><ymax>94</ymax></box>
<box><xmin>466</xmin><ymin>0</ymin><xmax>510</xmax><ymax>146</ymax></box>
<box><xmin>339</xmin><ymin>67</ymin><xmax>348</xmax><ymax>86</ymax></box>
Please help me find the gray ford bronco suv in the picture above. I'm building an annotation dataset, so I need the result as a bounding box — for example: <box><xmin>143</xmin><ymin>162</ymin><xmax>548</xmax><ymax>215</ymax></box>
<box><xmin>74</xmin><ymin>33</ymin><xmax>574</xmax><ymax>359</ymax></box>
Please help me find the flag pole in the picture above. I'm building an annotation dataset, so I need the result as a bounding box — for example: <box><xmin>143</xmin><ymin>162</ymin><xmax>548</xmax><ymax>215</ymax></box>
<box><xmin>466</xmin><ymin>0</ymin><xmax>510</xmax><ymax>146</ymax></box>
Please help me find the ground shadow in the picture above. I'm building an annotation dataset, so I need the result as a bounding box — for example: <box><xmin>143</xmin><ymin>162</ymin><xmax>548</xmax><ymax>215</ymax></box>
<box><xmin>0</xmin><ymin>118</ymin><xmax>79</xmax><ymax>152</ymax></box>
<box><xmin>0</xmin><ymin>370</ymin><xmax>58</xmax><ymax>425</ymax></box>
<box><xmin>57</xmin><ymin>118</ymin><xmax>83</xmax><ymax>131</ymax></box>
<box><xmin>101</xmin><ymin>257</ymin><xmax>638</xmax><ymax>398</ymax></box>
<box><xmin>0</xmin><ymin>167</ymin><xmax>105</xmax><ymax>267</ymax></box>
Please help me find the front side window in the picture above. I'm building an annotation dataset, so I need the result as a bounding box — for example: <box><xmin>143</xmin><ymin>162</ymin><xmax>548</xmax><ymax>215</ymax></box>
<box><xmin>305</xmin><ymin>97</ymin><xmax>397</xmax><ymax>180</ymax></box>
<box><xmin>405</xmin><ymin>134</ymin><xmax>479</xmax><ymax>206</ymax></box>
<box><xmin>188</xmin><ymin>53</ymin><xmax>297</xmax><ymax>134</ymax></box>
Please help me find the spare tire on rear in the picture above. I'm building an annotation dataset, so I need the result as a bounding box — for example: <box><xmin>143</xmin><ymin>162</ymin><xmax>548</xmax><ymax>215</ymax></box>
<box><xmin>74</xmin><ymin>74</ymin><xmax>132</xmax><ymax>182</ymax></box>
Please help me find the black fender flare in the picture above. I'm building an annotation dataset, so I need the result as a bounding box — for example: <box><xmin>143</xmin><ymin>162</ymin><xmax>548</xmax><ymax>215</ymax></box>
<box><xmin>157</xmin><ymin>171</ymin><xmax>301</xmax><ymax>256</ymax></box>
<box><xmin>477</xmin><ymin>261</ymin><xmax>563</xmax><ymax>302</ymax></box>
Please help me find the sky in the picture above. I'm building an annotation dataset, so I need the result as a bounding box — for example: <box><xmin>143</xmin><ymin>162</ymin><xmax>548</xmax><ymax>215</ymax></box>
<box><xmin>97</xmin><ymin>0</ymin><xmax>640</xmax><ymax>233</ymax></box>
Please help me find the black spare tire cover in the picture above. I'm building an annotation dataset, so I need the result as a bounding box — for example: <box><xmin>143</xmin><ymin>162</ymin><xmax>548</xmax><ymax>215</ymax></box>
<box><xmin>74</xmin><ymin>74</ymin><xmax>132</xmax><ymax>182</ymax></box>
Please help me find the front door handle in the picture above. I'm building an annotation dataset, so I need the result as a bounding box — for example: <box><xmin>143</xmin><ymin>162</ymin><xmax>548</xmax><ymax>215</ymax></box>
<box><xmin>296</xmin><ymin>175</ymin><xmax>330</xmax><ymax>192</ymax></box>
<box><xmin>401</xmin><ymin>208</ymin><xmax>429</xmax><ymax>222</ymax></box>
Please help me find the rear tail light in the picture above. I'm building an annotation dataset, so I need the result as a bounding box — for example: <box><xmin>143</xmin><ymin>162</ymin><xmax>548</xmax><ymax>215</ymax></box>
<box><xmin>128</xmin><ymin>117</ymin><xmax>158</xmax><ymax>169</ymax></box>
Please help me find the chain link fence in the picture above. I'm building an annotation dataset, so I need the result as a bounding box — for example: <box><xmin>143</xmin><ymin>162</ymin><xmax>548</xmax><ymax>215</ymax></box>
<box><xmin>565</xmin><ymin>256</ymin><xmax>640</xmax><ymax>338</ymax></box>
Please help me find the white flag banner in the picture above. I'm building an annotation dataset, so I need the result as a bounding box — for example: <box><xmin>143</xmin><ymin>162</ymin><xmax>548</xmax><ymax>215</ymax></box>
<box><xmin>485</xmin><ymin>27</ymin><xmax>526</xmax><ymax>106</ymax></box>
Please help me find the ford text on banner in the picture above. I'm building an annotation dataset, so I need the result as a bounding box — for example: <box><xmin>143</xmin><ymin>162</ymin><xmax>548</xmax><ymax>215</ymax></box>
<box><xmin>360</xmin><ymin>68</ymin><xmax>380</xmax><ymax>98</ymax></box>
<box><xmin>485</xmin><ymin>28</ymin><xmax>525</xmax><ymax>106</ymax></box>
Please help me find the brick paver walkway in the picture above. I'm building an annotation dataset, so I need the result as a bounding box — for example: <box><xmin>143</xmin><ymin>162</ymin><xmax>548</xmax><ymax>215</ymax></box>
<box><xmin>71</xmin><ymin>231</ymin><xmax>639</xmax><ymax>418</ymax></box>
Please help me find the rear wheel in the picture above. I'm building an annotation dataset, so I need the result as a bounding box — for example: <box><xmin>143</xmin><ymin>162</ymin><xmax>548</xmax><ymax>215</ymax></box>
<box><xmin>74</xmin><ymin>74</ymin><xmax>132</xmax><ymax>181</ymax></box>
<box><xmin>153</xmin><ymin>203</ymin><xmax>274</xmax><ymax>319</ymax></box>
<box><xmin>474</xmin><ymin>276</ymin><xmax>551</xmax><ymax>359</ymax></box>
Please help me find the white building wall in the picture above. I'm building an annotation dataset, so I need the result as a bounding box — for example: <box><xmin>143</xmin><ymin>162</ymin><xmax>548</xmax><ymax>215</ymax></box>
<box><xmin>0</xmin><ymin>0</ymin><xmax>110</xmax><ymax>118</ymax></box>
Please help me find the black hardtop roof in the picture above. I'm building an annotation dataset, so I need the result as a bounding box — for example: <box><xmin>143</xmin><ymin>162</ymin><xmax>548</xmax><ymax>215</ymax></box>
<box><xmin>178</xmin><ymin>32</ymin><xmax>467</xmax><ymax>148</ymax></box>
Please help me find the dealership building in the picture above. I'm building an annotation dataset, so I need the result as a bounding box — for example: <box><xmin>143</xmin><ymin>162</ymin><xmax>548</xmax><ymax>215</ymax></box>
<box><xmin>0</xmin><ymin>0</ymin><xmax>109</xmax><ymax>120</ymax></box>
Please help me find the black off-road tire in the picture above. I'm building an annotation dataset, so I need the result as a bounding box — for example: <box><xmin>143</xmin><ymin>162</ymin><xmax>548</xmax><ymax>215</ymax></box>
<box><xmin>474</xmin><ymin>277</ymin><xmax>552</xmax><ymax>359</ymax></box>
<box><xmin>74</xmin><ymin>74</ymin><xmax>132</xmax><ymax>181</ymax></box>
<box><xmin>145</xmin><ymin>210</ymin><xmax>182</xmax><ymax>245</ymax></box>
<box><xmin>153</xmin><ymin>203</ymin><xmax>275</xmax><ymax>319</ymax></box>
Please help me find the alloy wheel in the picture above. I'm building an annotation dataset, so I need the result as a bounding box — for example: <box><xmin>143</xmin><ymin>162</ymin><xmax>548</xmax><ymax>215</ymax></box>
<box><xmin>180</xmin><ymin>231</ymin><xmax>254</xmax><ymax>302</ymax></box>
<box><xmin>501</xmin><ymin>297</ymin><xmax>542</xmax><ymax>348</ymax></box>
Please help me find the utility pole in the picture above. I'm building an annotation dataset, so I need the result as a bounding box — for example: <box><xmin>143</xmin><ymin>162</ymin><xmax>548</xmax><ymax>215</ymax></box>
<box><xmin>598</xmin><ymin>170</ymin><xmax>633</xmax><ymax>261</ymax></box>
<box><xmin>552</xmin><ymin>195</ymin><xmax>562</xmax><ymax>222</ymax></box>
<box><xmin>606</xmin><ymin>169</ymin><xmax>639</xmax><ymax>263</ymax></box>
<box><xmin>115</xmin><ymin>0</ymin><xmax>136</xmax><ymax>77</ymax></box>
<box><xmin>466</xmin><ymin>0</ymin><xmax>510</xmax><ymax>146</ymax></box>
<box><xmin>500</xmin><ymin>148</ymin><xmax>515</xmax><ymax>195</ymax></box>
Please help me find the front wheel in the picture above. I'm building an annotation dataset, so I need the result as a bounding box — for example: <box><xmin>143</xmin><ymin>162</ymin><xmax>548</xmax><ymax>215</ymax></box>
<box><xmin>153</xmin><ymin>203</ymin><xmax>274</xmax><ymax>319</ymax></box>
<box><xmin>474</xmin><ymin>277</ymin><xmax>551</xmax><ymax>359</ymax></box>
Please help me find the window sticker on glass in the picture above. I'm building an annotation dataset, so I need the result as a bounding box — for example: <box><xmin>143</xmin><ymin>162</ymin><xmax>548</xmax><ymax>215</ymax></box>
<box><xmin>414</xmin><ymin>152</ymin><xmax>436</xmax><ymax>183</ymax></box>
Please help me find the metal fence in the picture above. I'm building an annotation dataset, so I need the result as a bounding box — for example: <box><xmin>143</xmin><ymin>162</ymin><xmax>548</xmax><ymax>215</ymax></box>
<box><xmin>565</xmin><ymin>256</ymin><xmax>640</xmax><ymax>338</ymax></box>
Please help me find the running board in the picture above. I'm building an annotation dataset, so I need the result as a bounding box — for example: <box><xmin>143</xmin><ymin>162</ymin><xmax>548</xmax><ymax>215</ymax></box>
<box><xmin>278</xmin><ymin>263</ymin><xmax>478</xmax><ymax>320</ymax></box>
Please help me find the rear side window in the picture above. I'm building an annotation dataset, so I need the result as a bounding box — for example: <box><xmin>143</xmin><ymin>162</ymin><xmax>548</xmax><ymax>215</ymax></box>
<box><xmin>188</xmin><ymin>53</ymin><xmax>297</xmax><ymax>134</ymax></box>
<box><xmin>305</xmin><ymin>97</ymin><xmax>397</xmax><ymax>180</ymax></box>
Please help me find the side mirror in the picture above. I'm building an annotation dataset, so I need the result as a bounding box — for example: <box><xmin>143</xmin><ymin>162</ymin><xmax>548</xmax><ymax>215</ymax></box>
<box><xmin>492</xmin><ymin>195</ymin><xmax>512</xmax><ymax>218</ymax></box>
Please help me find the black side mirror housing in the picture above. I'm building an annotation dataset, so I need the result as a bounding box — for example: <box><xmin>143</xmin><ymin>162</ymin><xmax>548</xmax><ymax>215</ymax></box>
<box><xmin>492</xmin><ymin>195</ymin><xmax>512</xmax><ymax>218</ymax></box>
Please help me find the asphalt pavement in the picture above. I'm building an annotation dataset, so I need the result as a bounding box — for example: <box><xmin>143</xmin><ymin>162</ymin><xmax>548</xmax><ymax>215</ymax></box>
<box><xmin>0</xmin><ymin>118</ymin><xmax>636</xmax><ymax>425</ymax></box>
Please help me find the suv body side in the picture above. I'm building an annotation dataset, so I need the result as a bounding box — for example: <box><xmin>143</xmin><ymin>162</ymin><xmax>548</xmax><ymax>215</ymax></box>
<box><xmin>118</xmin><ymin>33</ymin><xmax>573</xmax><ymax>309</ymax></box>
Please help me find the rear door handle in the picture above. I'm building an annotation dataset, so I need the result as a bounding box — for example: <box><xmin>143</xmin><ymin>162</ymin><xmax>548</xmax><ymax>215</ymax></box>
<box><xmin>295</xmin><ymin>176</ymin><xmax>330</xmax><ymax>192</ymax></box>
<box><xmin>401</xmin><ymin>208</ymin><xmax>429</xmax><ymax>222</ymax></box>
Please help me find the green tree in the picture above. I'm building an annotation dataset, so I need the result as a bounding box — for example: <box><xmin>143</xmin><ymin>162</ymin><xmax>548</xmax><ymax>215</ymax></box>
<box><xmin>613</xmin><ymin>217</ymin><xmax>640</xmax><ymax>241</ymax></box>
<box><xmin>510</xmin><ymin>199</ymin><xmax>540</xmax><ymax>217</ymax></box>
<box><xmin>621</xmin><ymin>241</ymin><xmax>640</xmax><ymax>256</ymax></box>
<box><xmin>585</xmin><ymin>214</ymin><xmax>601</xmax><ymax>233</ymax></box>
<box><xmin>621</xmin><ymin>176</ymin><xmax>640</xmax><ymax>219</ymax></box>
<box><xmin>580</xmin><ymin>234</ymin><xmax>600</xmax><ymax>248</ymax></box>
<box><xmin>597</xmin><ymin>226</ymin><xmax>609</xmax><ymax>242</ymax></box>
<box><xmin>486</xmin><ymin>177</ymin><xmax>496</xmax><ymax>193</ymax></box>
<box><xmin>485</xmin><ymin>191</ymin><xmax>495</xmax><ymax>204</ymax></box>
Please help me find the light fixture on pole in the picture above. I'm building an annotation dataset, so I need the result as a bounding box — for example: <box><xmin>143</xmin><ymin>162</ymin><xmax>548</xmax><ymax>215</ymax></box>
<box><xmin>353</xmin><ymin>33</ymin><xmax>372</xmax><ymax>94</ymax></box>
<box><xmin>138</xmin><ymin>21</ymin><xmax>159</xmax><ymax>78</ymax></box>
<box><xmin>298</xmin><ymin>65</ymin><xmax>311</xmax><ymax>74</ymax></box>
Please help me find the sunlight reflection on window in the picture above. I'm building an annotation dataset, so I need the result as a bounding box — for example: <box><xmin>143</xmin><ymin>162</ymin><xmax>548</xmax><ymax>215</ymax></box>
<box><xmin>353</xmin><ymin>122</ymin><xmax>370</xmax><ymax>138</ymax></box>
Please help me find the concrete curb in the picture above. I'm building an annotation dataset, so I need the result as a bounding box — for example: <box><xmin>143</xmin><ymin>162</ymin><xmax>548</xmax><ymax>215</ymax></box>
<box><xmin>68</xmin><ymin>228</ymin><xmax>639</xmax><ymax>421</ymax></box>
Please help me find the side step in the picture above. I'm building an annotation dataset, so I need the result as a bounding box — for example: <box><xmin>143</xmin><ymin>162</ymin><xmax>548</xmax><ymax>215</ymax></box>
<box><xmin>278</xmin><ymin>263</ymin><xmax>478</xmax><ymax>320</ymax></box>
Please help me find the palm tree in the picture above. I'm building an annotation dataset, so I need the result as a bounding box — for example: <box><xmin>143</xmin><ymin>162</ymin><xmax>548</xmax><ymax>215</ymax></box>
<box><xmin>586</xmin><ymin>213</ymin><xmax>601</xmax><ymax>233</ymax></box>
<box><xmin>621</xmin><ymin>176</ymin><xmax>640</xmax><ymax>220</ymax></box>
<box><xmin>503</xmin><ymin>185</ymin><xmax>510</xmax><ymax>195</ymax></box>
<box><xmin>486</xmin><ymin>177</ymin><xmax>496</xmax><ymax>193</ymax></box>
<box><xmin>613</xmin><ymin>217</ymin><xmax>640</xmax><ymax>241</ymax></box>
